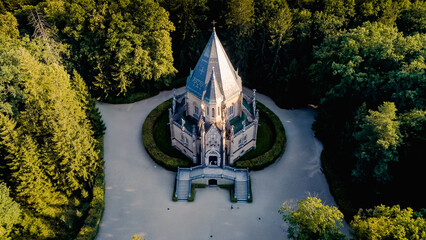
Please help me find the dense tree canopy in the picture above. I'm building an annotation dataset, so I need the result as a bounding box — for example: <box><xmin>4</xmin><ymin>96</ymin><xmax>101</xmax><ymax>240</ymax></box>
<box><xmin>351</xmin><ymin>205</ymin><xmax>426</xmax><ymax>240</ymax></box>
<box><xmin>0</xmin><ymin>0</ymin><xmax>425</xmax><ymax>238</ymax></box>
<box><xmin>353</xmin><ymin>102</ymin><xmax>400</xmax><ymax>184</ymax></box>
<box><xmin>312</xmin><ymin>21</ymin><xmax>425</xmax><ymax>215</ymax></box>
<box><xmin>38</xmin><ymin>0</ymin><xmax>176</xmax><ymax>98</ymax></box>
<box><xmin>0</xmin><ymin>182</ymin><xmax>21</xmax><ymax>239</ymax></box>
<box><xmin>0</xmin><ymin>13</ymin><xmax>104</xmax><ymax>238</ymax></box>
<box><xmin>279</xmin><ymin>196</ymin><xmax>346</xmax><ymax>240</ymax></box>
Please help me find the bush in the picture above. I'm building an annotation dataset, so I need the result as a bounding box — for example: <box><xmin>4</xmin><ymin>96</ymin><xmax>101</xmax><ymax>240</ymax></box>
<box><xmin>235</xmin><ymin>102</ymin><xmax>286</xmax><ymax>170</ymax></box>
<box><xmin>142</xmin><ymin>99</ymin><xmax>192</xmax><ymax>171</ymax></box>
<box><xmin>75</xmin><ymin>168</ymin><xmax>105</xmax><ymax>240</ymax></box>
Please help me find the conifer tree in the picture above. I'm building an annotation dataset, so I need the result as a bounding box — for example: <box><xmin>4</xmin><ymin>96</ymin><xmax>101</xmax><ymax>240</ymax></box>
<box><xmin>0</xmin><ymin>182</ymin><xmax>21</xmax><ymax>240</ymax></box>
<box><xmin>71</xmin><ymin>70</ymin><xmax>106</xmax><ymax>138</ymax></box>
<box><xmin>0</xmin><ymin>29</ymin><xmax>103</xmax><ymax>238</ymax></box>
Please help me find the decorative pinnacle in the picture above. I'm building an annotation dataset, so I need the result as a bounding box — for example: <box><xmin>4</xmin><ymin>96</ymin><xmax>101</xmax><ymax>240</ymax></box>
<box><xmin>212</xmin><ymin>20</ymin><xmax>217</xmax><ymax>30</ymax></box>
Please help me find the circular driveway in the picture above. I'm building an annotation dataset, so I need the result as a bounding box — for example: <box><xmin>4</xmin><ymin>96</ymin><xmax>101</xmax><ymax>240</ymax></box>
<box><xmin>95</xmin><ymin>88</ymin><xmax>346</xmax><ymax>240</ymax></box>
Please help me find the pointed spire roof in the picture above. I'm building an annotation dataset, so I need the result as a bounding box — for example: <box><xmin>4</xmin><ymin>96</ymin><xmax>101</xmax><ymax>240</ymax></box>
<box><xmin>186</xmin><ymin>29</ymin><xmax>242</xmax><ymax>100</ymax></box>
<box><xmin>203</xmin><ymin>67</ymin><xmax>223</xmax><ymax>104</ymax></box>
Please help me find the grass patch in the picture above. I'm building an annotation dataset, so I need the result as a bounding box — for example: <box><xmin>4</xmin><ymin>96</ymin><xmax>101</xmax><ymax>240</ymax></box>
<box><xmin>172</xmin><ymin>182</ymin><xmax>207</xmax><ymax>202</ymax></box>
<box><xmin>153</xmin><ymin>105</ymin><xmax>189</xmax><ymax>159</ymax></box>
<box><xmin>238</xmin><ymin>109</ymin><xmax>274</xmax><ymax>160</ymax></box>
<box><xmin>188</xmin><ymin>184</ymin><xmax>207</xmax><ymax>202</ymax></box>
<box><xmin>235</xmin><ymin>101</ymin><xmax>286</xmax><ymax>170</ymax></box>
<box><xmin>142</xmin><ymin>99</ymin><xmax>192</xmax><ymax>171</ymax></box>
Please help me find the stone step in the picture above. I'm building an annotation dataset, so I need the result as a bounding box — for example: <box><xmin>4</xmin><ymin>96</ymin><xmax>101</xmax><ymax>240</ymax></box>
<box><xmin>235</xmin><ymin>181</ymin><xmax>248</xmax><ymax>201</ymax></box>
<box><xmin>176</xmin><ymin>180</ymin><xmax>190</xmax><ymax>200</ymax></box>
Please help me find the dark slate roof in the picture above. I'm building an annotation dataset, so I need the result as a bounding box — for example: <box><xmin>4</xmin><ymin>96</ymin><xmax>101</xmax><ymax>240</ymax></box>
<box><xmin>203</xmin><ymin>68</ymin><xmax>223</xmax><ymax>104</ymax></box>
<box><xmin>186</xmin><ymin>30</ymin><xmax>242</xmax><ymax>100</ymax></box>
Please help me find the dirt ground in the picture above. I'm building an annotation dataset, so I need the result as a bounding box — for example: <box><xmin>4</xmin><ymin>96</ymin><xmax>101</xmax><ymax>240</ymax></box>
<box><xmin>95</xmin><ymin>88</ymin><xmax>348</xmax><ymax>240</ymax></box>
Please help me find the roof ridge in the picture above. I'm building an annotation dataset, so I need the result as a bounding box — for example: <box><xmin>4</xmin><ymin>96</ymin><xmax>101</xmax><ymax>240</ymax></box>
<box><xmin>185</xmin><ymin>29</ymin><xmax>242</xmax><ymax>100</ymax></box>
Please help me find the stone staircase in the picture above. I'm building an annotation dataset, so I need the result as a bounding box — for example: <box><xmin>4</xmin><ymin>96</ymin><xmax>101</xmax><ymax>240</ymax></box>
<box><xmin>235</xmin><ymin>180</ymin><xmax>249</xmax><ymax>201</ymax></box>
<box><xmin>175</xmin><ymin>166</ymin><xmax>250</xmax><ymax>202</ymax></box>
<box><xmin>176</xmin><ymin>179</ymin><xmax>190</xmax><ymax>200</ymax></box>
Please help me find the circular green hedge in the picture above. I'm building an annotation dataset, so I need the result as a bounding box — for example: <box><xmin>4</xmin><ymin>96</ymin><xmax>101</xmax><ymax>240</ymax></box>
<box><xmin>235</xmin><ymin>101</ymin><xmax>286</xmax><ymax>170</ymax></box>
<box><xmin>142</xmin><ymin>99</ymin><xmax>286</xmax><ymax>171</ymax></box>
<box><xmin>142</xmin><ymin>99</ymin><xmax>192</xmax><ymax>171</ymax></box>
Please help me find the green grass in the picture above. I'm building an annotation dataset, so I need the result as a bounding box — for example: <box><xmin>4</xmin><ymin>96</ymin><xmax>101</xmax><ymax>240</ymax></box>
<box><xmin>238</xmin><ymin>110</ymin><xmax>274</xmax><ymax>160</ymax></box>
<box><xmin>153</xmin><ymin>107</ymin><xmax>188</xmax><ymax>159</ymax></box>
<box><xmin>235</xmin><ymin>101</ymin><xmax>286</xmax><ymax>170</ymax></box>
<box><xmin>142</xmin><ymin>99</ymin><xmax>192</xmax><ymax>171</ymax></box>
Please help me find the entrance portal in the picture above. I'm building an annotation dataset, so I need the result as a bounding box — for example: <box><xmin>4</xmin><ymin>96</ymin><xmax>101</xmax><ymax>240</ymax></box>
<box><xmin>208</xmin><ymin>179</ymin><xmax>217</xmax><ymax>185</ymax></box>
<box><xmin>209</xmin><ymin>156</ymin><xmax>218</xmax><ymax>165</ymax></box>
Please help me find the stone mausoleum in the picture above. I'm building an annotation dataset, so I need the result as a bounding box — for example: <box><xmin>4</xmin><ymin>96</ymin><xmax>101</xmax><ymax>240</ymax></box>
<box><xmin>170</xmin><ymin>28</ymin><xmax>258</xmax><ymax>201</ymax></box>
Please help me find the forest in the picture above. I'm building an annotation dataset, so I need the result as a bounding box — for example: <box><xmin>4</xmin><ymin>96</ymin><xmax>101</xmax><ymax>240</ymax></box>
<box><xmin>0</xmin><ymin>0</ymin><xmax>425</xmax><ymax>239</ymax></box>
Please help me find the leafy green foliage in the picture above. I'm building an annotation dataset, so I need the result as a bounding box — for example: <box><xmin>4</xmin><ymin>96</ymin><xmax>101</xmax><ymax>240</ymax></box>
<box><xmin>142</xmin><ymin>99</ymin><xmax>192</xmax><ymax>171</ymax></box>
<box><xmin>132</xmin><ymin>233</ymin><xmax>144</xmax><ymax>240</ymax></box>
<box><xmin>0</xmin><ymin>26</ymin><xmax>104</xmax><ymax>239</ymax></box>
<box><xmin>351</xmin><ymin>205</ymin><xmax>426</xmax><ymax>240</ymax></box>
<box><xmin>235</xmin><ymin>102</ymin><xmax>286</xmax><ymax>170</ymax></box>
<box><xmin>0</xmin><ymin>182</ymin><xmax>21</xmax><ymax>240</ymax></box>
<box><xmin>279</xmin><ymin>196</ymin><xmax>346</xmax><ymax>240</ymax></box>
<box><xmin>75</xmin><ymin>169</ymin><xmax>105</xmax><ymax>240</ymax></box>
<box><xmin>224</xmin><ymin>0</ymin><xmax>255</xmax><ymax>78</ymax></box>
<box><xmin>159</xmin><ymin>0</ymin><xmax>208</xmax><ymax>77</ymax></box>
<box><xmin>41</xmin><ymin>0</ymin><xmax>176</xmax><ymax>98</ymax></box>
<box><xmin>397</xmin><ymin>0</ymin><xmax>426</xmax><ymax>35</ymax></box>
<box><xmin>353</xmin><ymin>102</ymin><xmax>400</xmax><ymax>184</ymax></box>
<box><xmin>312</xmin><ymin>20</ymin><xmax>425</xmax><ymax>217</ymax></box>
<box><xmin>0</xmin><ymin>12</ymin><xmax>19</xmax><ymax>39</ymax></box>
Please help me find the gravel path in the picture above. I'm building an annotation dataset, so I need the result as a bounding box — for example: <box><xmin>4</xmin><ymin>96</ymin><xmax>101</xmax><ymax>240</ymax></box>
<box><xmin>95</xmin><ymin>88</ymin><xmax>347</xmax><ymax>240</ymax></box>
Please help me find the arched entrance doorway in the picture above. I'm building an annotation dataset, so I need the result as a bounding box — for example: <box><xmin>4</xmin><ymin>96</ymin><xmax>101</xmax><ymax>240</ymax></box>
<box><xmin>208</xmin><ymin>179</ymin><xmax>217</xmax><ymax>185</ymax></box>
<box><xmin>209</xmin><ymin>155</ymin><xmax>218</xmax><ymax>165</ymax></box>
<box><xmin>205</xmin><ymin>151</ymin><xmax>220</xmax><ymax>166</ymax></box>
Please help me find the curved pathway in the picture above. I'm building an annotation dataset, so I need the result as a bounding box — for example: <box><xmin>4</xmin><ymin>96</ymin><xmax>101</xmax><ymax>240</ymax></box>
<box><xmin>96</xmin><ymin>88</ymin><xmax>347</xmax><ymax>240</ymax></box>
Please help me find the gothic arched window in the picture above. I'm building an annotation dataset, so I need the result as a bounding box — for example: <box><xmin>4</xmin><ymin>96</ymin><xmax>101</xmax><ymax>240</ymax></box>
<box><xmin>229</xmin><ymin>104</ymin><xmax>234</xmax><ymax>116</ymax></box>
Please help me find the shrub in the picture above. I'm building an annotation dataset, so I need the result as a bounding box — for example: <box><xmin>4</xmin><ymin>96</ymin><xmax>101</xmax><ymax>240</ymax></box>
<box><xmin>75</xmin><ymin>168</ymin><xmax>105</xmax><ymax>240</ymax></box>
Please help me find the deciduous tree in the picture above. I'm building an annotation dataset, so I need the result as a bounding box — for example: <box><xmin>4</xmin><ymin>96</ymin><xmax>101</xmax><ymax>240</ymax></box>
<box><xmin>353</xmin><ymin>102</ymin><xmax>400</xmax><ymax>184</ymax></box>
<box><xmin>279</xmin><ymin>196</ymin><xmax>346</xmax><ymax>240</ymax></box>
<box><xmin>351</xmin><ymin>205</ymin><xmax>426</xmax><ymax>240</ymax></box>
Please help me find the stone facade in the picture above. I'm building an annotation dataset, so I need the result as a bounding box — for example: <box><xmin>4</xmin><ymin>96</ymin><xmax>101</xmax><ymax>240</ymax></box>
<box><xmin>169</xmin><ymin>29</ymin><xmax>259</xmax><ymax>168</ymax></box>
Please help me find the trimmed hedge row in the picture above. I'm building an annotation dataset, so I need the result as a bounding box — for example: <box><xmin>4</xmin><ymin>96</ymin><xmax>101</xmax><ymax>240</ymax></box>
<box><xmin>142</xmin><ymin>99</ymin><xmax>192</xmax><ymax>171</ymax></box>
<box><xmin>235</xmin><ymin>102</ymin><xmax>286</xmax><ymax>170</ymax></box>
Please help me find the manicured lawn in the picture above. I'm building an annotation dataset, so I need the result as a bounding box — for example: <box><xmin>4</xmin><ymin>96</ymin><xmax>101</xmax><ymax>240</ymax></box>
<box><xmin>237</xmin><ymin>110</ymin><xmax>274</xmax><ymax>161</ymax></box>
<box><xmin>153</xmin><ymin>105</ymin><xmax>188</xmax><ymax>159</ymax></box>
<box><xmin>235</xmin><ymin>101</ymin><xmax>286</xmax><ymax>170</ymax></box>
<box><xmin>142</xmin><ymin>99</ymin><xmax>192</xmax><ymax>171</ymax></box>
